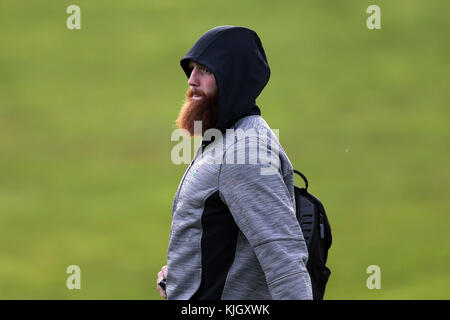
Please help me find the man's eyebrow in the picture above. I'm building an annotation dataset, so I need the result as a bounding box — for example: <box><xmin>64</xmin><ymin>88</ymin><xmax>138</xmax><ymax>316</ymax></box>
<box><xmin>189</xmin><ymin>61</ymin><xmax>208</xmax><ymax>70</ymax></box>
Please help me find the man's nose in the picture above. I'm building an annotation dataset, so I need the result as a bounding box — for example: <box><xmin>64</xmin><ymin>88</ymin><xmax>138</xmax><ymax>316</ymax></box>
<box><xmin>188</xmin><ymin>68</ymin><xmax>200</xmax><ymax>87</ymax></box>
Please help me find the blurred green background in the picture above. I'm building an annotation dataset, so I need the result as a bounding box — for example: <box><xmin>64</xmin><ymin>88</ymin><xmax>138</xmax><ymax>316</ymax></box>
<box><xmin>0</xmin><ymin>0</ymin><xmax>448</xmax><ymax>299</ymax></box>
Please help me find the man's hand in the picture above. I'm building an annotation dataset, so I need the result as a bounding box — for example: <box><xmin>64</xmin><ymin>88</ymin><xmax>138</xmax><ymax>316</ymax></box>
<box><xmin>156</xmin><ymin>265</ymin><xmax>168</xmax><ymax>299</ymax></box>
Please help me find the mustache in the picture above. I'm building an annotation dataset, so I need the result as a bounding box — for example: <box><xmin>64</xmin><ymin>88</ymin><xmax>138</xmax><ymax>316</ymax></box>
<box><xmin>186</xmin><ymin>87</ymin><xmax>206</xmax><ymax>99</ymax></box>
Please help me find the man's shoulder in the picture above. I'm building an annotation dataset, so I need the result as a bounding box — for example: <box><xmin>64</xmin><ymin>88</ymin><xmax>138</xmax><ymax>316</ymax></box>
<box><xmin>228</xmin><ymin>115</ymin><xmax>281</xmax><ymax>146</ymax></box>
<box><xmin>220</xmin><ymin>115</ymin><xmax>289</xmax><ymax>159</ymax></box>
<box><xmin>224</xmin><ymin>115</ymin><xmax>275</xmax><ymax>141</ymax></box>
<box><xmin>232</xmin><ymin>115</ymin><xmax>270</xmax><ymax>132</ymax></box>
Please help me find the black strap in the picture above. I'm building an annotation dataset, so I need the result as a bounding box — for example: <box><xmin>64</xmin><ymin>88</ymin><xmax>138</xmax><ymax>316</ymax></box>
<box><xmin>293</xmin><ymin>169</ymin><xmax>308</xmax><ymax>191</ymax></box>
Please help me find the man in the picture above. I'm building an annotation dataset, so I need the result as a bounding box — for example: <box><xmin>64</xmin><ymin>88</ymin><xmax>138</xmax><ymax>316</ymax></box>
<box><xmin>157</xmin><ymin>25</ymin><xmax>312</xmax><ymax>300</ymax></box>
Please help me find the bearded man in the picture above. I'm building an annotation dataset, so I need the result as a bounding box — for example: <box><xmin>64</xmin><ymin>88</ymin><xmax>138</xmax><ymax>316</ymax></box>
<box><xmin>175</xmin><ymin>61</ymin><xmax>219</xmax><ymax>137</ymax></box>
<box><xmin>157</xmin><ymin>25</ymin><xmax>312</xmax><ymax>300</ymax></box>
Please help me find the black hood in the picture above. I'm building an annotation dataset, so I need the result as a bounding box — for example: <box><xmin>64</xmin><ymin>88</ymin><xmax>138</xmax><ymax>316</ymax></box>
<box><xmin>180</xmin><ymin>25</ymin><xmax>271</xmax><ymax>134</ymax></box>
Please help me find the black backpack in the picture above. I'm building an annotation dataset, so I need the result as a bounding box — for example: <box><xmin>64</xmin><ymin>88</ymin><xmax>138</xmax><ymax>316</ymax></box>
<box><xmin>293</xmin><ymin>169</ymin><xmax>332</xmax><ymax>300</ymax></box>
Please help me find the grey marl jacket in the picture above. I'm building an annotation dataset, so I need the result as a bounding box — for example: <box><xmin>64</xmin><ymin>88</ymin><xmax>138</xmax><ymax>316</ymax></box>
<box><xmin>166</xmin><ymin>115</ymin><xmax>312</xmax><ymax>299</ymax></box>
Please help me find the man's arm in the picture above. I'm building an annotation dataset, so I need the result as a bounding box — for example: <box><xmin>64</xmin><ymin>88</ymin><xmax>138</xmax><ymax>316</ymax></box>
<box><xmin>218</xmin><ymin>136</ymin><xmax>312</xmax><ymax>300</ymax></box>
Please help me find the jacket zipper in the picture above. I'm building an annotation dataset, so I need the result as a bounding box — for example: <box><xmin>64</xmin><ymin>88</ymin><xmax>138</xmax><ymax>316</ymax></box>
<box><xmin>172</xmin><ymin>144</ymin><xmax>203</xmax><ymax>211</ymax></box>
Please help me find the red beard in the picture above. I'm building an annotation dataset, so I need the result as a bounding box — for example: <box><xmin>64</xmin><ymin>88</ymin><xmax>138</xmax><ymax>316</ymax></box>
<box><xmin>176</xmin><ymin>87</ymin><xmax>219</xmax><ymax>136</ymax></box>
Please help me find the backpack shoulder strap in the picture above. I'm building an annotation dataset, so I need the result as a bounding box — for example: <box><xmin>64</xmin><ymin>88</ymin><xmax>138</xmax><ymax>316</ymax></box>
<box><xmin>293</xmin><ymin>169</ymin><xmax>309</xmax><ymax>191</ymax></box>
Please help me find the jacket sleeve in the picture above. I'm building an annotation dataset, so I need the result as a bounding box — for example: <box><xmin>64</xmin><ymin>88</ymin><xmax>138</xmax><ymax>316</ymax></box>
<box><xmin>218</xmin><ymin>136</ymin><xmax>313</xmax><ymax>300</ymax></box>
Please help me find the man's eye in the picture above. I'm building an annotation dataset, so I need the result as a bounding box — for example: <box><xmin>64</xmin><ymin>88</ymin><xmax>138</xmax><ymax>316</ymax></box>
<box><xmin>200</xmin><ymin>67</ymin><xmax>210</xmax><ymax>73</ymax></box>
